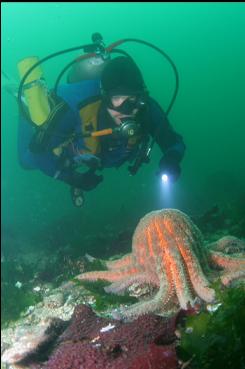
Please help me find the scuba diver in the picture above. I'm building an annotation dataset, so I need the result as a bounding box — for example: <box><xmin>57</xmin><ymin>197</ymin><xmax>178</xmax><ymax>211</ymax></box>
<box><xmin>14</xmin><ymin>33</ymin><xmax>186</xmax><ymax>207</ymax></box>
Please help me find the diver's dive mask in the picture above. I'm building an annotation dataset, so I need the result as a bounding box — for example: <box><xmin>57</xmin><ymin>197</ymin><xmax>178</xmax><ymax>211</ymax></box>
<box><xmin>105</xmin><ymin>94</ymin><xmax>147</xmax><ymax>115</ymax></box>
<box><xmin>106</xmin><ymin>94</ymin><xmax>147</xmax><ymax>140</ymax></box>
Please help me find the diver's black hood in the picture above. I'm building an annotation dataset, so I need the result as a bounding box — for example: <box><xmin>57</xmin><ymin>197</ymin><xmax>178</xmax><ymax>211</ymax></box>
<box><xmin>101</xmin><ymin>56</ymin><xmax>147</xmax><ymax>96</ymax></box>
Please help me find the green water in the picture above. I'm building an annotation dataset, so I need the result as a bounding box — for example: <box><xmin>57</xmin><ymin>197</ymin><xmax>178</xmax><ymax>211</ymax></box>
<box><xmin>2</xmin><ymin>2</ymin><xmax>245</xmax><ymax>253</ymax></box>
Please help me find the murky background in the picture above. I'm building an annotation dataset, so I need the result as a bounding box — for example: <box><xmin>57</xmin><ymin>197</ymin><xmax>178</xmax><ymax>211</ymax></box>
<box><xmin>2</xmin><ymin>2</ymin><xmax>245</xmax><ymax>254</ymax></box>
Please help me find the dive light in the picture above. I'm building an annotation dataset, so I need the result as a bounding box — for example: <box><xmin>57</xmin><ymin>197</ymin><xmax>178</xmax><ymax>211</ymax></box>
<box><xmin>161</xmin><ymin>174</ymin><xmax>169</xmax><ymax>183</ymax></box>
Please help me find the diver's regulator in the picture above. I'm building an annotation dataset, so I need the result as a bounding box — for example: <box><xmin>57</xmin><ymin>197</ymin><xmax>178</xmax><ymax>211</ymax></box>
<box><xmin>17</xmin><ymin>33</ymin><xmax>179</xmax><ymax>175</ymax></box>
<box><xmin>114</xmin><ymin>119</ymin><xmax>141</xmax><ymax>139</ymax></box>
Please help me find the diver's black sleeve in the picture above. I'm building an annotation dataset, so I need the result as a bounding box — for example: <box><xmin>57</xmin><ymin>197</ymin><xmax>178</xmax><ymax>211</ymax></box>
<box><xmin>147</xmin><ymin>97</ymin><xmax>186</xmax><ymax>162</ymax></box>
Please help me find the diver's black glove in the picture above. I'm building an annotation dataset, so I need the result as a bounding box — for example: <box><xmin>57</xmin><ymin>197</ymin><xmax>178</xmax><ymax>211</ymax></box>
<box><xmin>157</xmin><ymin>154</ymin><xmax>181</xmax><ymax>183</ymax></box>
<box><xmin>70</xmin><ymin>169</ymin><xmax>104</xmax><ymax>191</ymax></box>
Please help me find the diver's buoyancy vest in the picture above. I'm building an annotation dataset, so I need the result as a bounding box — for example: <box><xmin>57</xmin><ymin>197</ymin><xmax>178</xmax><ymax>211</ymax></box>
<box><xmin>52</xmin><ymin>96</ymin><xmax>144</xmax><ymax>160</ymax></box>
<box><xmin>78</xmin><ymin>97</ymin><xmax>142</xmax><ymax>156</ymax></box>
<box><xmin>78</xmin><ymin>97</ymin><xmax>102</xmax><ymax>155</ymax></box>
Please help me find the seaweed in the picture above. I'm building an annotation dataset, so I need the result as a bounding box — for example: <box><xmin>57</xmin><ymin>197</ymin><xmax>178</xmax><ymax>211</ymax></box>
<box><xmin>74</xmin><ymin>279</ymin><xmax>137</xmax><ymax>312</ymax></box>
<box><xmin>1</xmin><ymin>284</ymin><xmax>42</xmax><ymax>328</ymax></box>
<box><xmin>178</xmin><ymin>284</ymin><xmax>245</xmax><ymax>369</ymax></box>
<box><xmin>1</xmin><ymin>260</ymin><xmax>34</xmax><ymax>283</ymax></box>
<box><xmin>72</xmin><ymin>257</ymin><xmax>137</xmax><ymax>311</ymax></box>
<box><xmin>1</xmin><ymin>259</ymin><xmax>42</xmax><ymax>327</ymax></box>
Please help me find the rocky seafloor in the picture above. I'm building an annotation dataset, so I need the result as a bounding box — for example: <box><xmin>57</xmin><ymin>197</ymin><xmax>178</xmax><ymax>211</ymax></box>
<box><xmin>1</xmin><ymin>202</ymin><xmax>245</xmax><ymax>369</ymax></box>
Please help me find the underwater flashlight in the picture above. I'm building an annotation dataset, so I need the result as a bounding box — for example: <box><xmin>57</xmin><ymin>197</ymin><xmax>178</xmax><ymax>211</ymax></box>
<box><xmin>161</xmin><ymin>174</ymin><xmax>169</xmax><ymax>183</ymax></box>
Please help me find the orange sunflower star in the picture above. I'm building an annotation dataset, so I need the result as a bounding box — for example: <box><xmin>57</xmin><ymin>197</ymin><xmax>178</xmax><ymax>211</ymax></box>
<box><xmin>76</xmin><ymin>209</ymin><xmax>245</xmax><ymax>320</ymax></box>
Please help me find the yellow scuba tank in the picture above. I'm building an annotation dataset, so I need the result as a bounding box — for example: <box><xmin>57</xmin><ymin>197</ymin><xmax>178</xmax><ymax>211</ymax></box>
<box><xmin>17</xmin><ymin>56</ymin><xmax>50</xmax><ymax>126</ymax></box>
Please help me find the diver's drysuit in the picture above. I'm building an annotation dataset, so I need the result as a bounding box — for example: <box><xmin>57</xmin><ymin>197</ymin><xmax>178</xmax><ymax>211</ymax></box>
<box><xmin>18</xmin><ymin>78</ymin><xmax>185</xmax><ymax>190</ymax></box>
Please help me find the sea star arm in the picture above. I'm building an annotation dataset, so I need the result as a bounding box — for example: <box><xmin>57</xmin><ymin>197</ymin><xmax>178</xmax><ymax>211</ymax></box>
<box><xmin>162</xmin><ymin>217</ymin><xmax>215</xmax><ymax>303</ymax></box>
<box><xmin>209</xmin><ymin>251</ymin><xmax>245</xmax><ymax>270</ymax></box>
<box><xmin>76</xmin><ymin>264</ymin><xmax>141</xmax><ymax>283</ymax></box>
<box><xmin>106</xmin><ymin>254</ymin><xmax>133</xmax><ymax>270</ymax></box>
<box><xmin>112</xmin><ymin>277</ymin><xmax>175</xmax><ymax>320</ymax></box>
<box><xmin>104</xmin><ymin>272</ymin><xmax>159</xmax><ymax>295</ymax></box>
<box><xmin>220</xmin><ymin>270</ymin><xmax>245</xmax><ymax>286</ymax></box>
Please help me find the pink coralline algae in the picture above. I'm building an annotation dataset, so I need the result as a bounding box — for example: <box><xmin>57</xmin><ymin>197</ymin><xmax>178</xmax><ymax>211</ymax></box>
<box><xmin>2</xmin><ymin>304</ymin><xmax>181</xmax><ymax>369</ymax></box>
<box><xmin>43</xmin><ymin>304</ymin><xmax>179</xmax><ymax>369</ymax></box>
